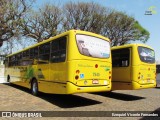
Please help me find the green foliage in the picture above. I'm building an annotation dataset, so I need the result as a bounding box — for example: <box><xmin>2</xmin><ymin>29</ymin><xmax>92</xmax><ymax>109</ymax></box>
<box><xmin>133</xmin><ymin>21</ymin><xmax>150</xmax><ymax>43</ymax></box>
<box><xmin>101</xmin><ymin>11</ymin><xmax>150</xmax><ymax>46</ymax></box>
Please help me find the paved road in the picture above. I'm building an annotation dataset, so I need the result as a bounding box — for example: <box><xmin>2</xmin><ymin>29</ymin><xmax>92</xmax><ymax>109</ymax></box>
<box><xmin>0</xmin><ymin>83</ymin><xmax>160</xmax><ymax>120</ymax></box>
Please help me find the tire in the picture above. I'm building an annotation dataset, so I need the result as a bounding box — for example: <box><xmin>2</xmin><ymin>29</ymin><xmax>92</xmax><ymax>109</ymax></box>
<box><xmin>31</xmin><ymin>80</ymin><xmax>39</xmax><ymax>96</ymax></box>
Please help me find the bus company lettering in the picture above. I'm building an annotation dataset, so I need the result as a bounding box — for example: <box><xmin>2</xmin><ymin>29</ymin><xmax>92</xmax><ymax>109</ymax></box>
<box><xmin>78</xmin><ymin>64</ymin><xmax>93</xmax><ymax>67</ymax></box>
<box><xmin>93</xmin><ymin>72</ymin><xmax>100</xmax><ymax>77</ymax></box>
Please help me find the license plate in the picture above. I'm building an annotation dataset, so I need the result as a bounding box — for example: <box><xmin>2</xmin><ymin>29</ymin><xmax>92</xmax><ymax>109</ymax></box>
<box><xmin>147</xmin><ymin>79</ymin><xmax>150</xmax><ymax>83</ymax></box>
<box><xmin>92</xmin><ymin>80</ymin><xmax>99</xmax><ymax>84</ymax></box>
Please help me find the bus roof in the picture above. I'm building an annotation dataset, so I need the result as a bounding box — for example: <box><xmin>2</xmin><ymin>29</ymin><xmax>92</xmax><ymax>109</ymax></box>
<box><xmin>111</xmin><ymin>43</ymin><xmax>154</xmax><ymax>50</ymax></box>
<box><xmin>7</xmin><ymin>30</ymin><xmax>110</xmax><ymax>57</ymax></box>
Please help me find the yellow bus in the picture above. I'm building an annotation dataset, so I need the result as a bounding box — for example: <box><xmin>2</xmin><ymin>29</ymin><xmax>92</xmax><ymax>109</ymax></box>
<box><xmin>111</xmin><ymin>44</ymin><xmax>156</xmax><ymax>90</ymax></box>
<box><xmin>5</xmin><ymin>30</ymin><xmax>112</xmax><ymax>95</ymax></box>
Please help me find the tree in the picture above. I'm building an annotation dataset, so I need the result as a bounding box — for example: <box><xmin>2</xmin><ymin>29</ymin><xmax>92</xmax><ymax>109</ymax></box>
<box><xmin>62</xmin><ymin>2</ymin><xmax>149</xmax><ymax>46</ymax></box>
<box><xmin>21</xmin><ymin>4</ymin><xmax>63</xmax><ymax>42</ymax></box>
<box><xmin>0</xmin><ymin>0</ymin><xmax>34</xmax><ymax>47</ymax></box>
<box><xmin>63</xmin><ymin>2</ymin><xmax>107</xmax><ymax>33</ymax></box>
<box><xmin>0</xmin><ymin>1</ymin><xmax>150</xmax><ymax>48</ymax></box>
<box><xmin>101</xmin><ymin>11</ymin><xmax>150</xmax><ymax>46</ymax></box>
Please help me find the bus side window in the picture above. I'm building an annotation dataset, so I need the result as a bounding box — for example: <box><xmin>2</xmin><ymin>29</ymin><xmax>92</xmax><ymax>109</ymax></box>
<box><xmin>8</xmin><ymin>57</ymin><xmax>11</xmax><ymax>66</ymax></box>
<box><xmin>30</xmin><ymin>48</ymin><xmax>34</xmax><ymax>59</ymax></box>
<box><xmin>30</xmin><ymin>47</ymin><xmax>38</xmax><ymax>59</ymax></box>
<box><xmin>59</xmin><ymin>37</ymin><xmax>67</xmax><ymax>62</ymax></box>
<box><xmin>20</xmin><ymin>60</ymin><xmax>33</xmax><ymax>66</ymax></box>
<box><xmin>38</xmin><ymin>43</ymin><xmax>50</xmax><ymax>64</ymax></box>
<box><xmin>11</xmin><ymin>56</ymin><xmax>15</xmax><ymax>66</ymax></box>
<box><xmin>51</xmin><ymin>37</ymin><xmax>66</xmax><ymax>63</ymax></box>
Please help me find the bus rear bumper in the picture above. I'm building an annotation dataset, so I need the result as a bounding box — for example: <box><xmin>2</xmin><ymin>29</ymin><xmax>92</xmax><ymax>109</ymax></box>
<box><xmin>112</xmin><ymin>81</ymin><xmax>156</xmax><ymax>90</ymax></box>
<box><xmin>66</xmin><ymin>82</ymin><xmax>111</xmax><ymax>94</ymax></box>
<box><xmin>132</xmin><ymin>81</ymin><xmax>156</xmax><ymax>90</ymax></box>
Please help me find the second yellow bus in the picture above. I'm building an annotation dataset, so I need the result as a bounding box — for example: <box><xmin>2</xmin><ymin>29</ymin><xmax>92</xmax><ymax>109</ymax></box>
<box><xmin>111</xmin><ymin>44</ymin><xmax>156</xmax><ymax>90</ymax></box>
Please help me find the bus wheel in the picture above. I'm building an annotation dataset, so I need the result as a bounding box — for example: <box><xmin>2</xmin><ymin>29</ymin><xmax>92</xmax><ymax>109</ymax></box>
<box><xmin>31</xmin><ymin>80</ymin><xmax>38</xmax><ymax>96</ymax></box>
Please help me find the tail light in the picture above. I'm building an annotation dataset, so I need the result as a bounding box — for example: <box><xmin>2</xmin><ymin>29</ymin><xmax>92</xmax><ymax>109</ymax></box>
<box><xmin>138</xmin><ymin>72</ymin><xmax>141</xmax><ymax>79</ymax></box>
<box><xmin>95</xmin><ymin>64</ymin><xmax>98</xmax><ymax>68</ymax></box>
<box><xmin>76</xmin><ymin>70</ymin><xmax>80</xmax><ymax>74</ymax></box>
<box><xmin>75</xmin><ymin>75</ymin><xmax>79</xmax><ymax>80</ymax></box>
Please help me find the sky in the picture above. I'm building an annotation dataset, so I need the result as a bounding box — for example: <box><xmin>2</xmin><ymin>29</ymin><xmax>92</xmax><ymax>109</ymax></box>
<box><xmin>34</xmin><ymin>0</ymin><xmax>160</xmax><ymax>60</ymax></box>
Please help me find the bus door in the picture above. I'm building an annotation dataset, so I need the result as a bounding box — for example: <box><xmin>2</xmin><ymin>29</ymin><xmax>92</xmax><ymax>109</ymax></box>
<box><xmin>112</xmin><ymin>48</ymin><xmax>131</xmax><ymax>89</ymax></box>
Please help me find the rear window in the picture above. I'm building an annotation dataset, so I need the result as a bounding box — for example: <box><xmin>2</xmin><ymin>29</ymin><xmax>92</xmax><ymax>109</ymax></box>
<box><xmin>76</xmin><ymin>34</ymin><xmax>110</xmax><ymax>58</ymax></box>
<box><xmin>138</xmin><ymin>46</ymin><xmax>155</xmax><ymax>63</ymax></box>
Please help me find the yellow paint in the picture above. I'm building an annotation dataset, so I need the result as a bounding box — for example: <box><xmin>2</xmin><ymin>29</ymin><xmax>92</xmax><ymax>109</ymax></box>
<box><xmin>5</xmin><ymin>30</ymin><xmax>112</xmax><ymax>94</ymax></box>
<box><xmin>111</xmin><ymin>44</ymin><xmax>156</xmax><ymax>90</ymax></box>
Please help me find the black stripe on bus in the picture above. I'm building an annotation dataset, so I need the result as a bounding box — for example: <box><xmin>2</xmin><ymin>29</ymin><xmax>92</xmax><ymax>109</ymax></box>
<box><xmin>38</xmin><ymin>80</ymin><xmax>67</xmax><ymax>84</ymax></box>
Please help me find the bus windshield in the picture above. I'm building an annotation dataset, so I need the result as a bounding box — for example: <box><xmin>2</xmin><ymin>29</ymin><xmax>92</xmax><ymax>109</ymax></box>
<box><xmin>138</xmin><ymin>46</ymin><xmax>155</xmax><ymax>63</ymax></box>
<box><xmin>76</xmin><ymin>34</ymin><xmax>110</xmax><ymax>58</ymax></box>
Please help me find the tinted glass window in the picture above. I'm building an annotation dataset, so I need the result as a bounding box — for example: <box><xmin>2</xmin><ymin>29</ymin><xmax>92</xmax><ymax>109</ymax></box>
<box><xmin>22</xmin><ymin>50</ymin><xmax>30</xmax><ymax>59</ymax></box>
<box><xmin>39</xmin><ymin>43</ymin><xmax>50</xmax><ymax>55</ymax></box>
<box><xmin>59</xmin><ymin>38</ymin><xmax>66</xmax><ymax>50</ymax></box>
<box><xmin>51</xmin><ymin>37</ymin><xmax>66</xmax><ymax>63</ymax></box>
<box><xmin>39</xmin><ymin>43</ymin><xmax>50</xmax><ymax>64</ymax></box>
<box><xmin>112</xmin><ymin>48</ymin><xmax>130</xmax><ymax>67</ymax></box>
<box><xmin>51</xmin><ymin>40</ymin><xmax>59</xmax><ymax>52</ymax></box>
<box><xmin>30</xmin><ymin>47</ymin><xmax>38</xmax><ymax>59</ymax></box>
<box><xmin>138</xmin><ymin>47</ymin><xmax>155</xmax><ymax>63</ymax></box>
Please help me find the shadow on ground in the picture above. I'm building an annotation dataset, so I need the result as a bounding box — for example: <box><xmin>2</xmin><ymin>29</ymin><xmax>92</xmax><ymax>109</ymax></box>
<box><xmin>155</xmin><ymin>84</ymin><xmax>160</xmax><ymax>89</ymax></box>
<box><xmin>4</xmin><ymin>83</ymin><xmax>102</xmax><ymax>108</ymax></box>
<box><xmin>155</xmin><ymin>87</ymin><xmax>160</xmax><ymax>89</ymax></box>
<box><xmin>91</xmin><ymin>91</ymin><xmax>145</xmax><ymax>101</ymax></box>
